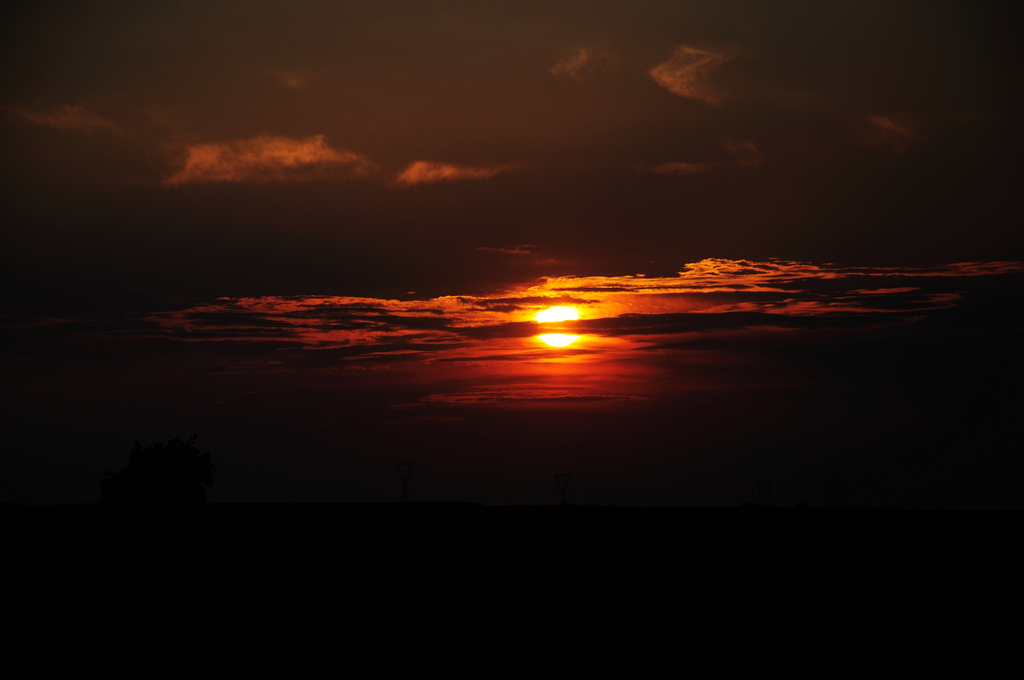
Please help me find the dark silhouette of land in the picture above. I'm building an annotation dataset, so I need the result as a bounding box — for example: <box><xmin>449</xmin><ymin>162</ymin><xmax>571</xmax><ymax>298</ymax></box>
<box><xmin>5</xmin><ymin>501</ymin><xmax>1016</xmax><ymax>581</ymax></box>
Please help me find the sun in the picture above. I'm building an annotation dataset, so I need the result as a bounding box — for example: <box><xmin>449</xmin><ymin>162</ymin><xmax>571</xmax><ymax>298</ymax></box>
<box><xmin>534</xmin><ymin>306</ymin><xmax>580</xmax><ymax>347</ymax></box>
<box><xmin>534</xmin><ymin>306</ymin><xmax>579</xmax><ymax>323</ymax></box>
<box><xmin>539</xmin><ymin>334</ymin><xmax>579</xmax><ymax>347</ymax></box>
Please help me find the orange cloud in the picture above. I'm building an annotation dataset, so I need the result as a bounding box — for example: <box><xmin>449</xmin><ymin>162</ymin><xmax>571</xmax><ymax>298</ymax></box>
<box><xmin>163</xmin><ymin>135</ymin><xmax>375</xmax><ymax>185</ymax></box>
<box><xmin>421</xmin><ymin>388</ymin><xmax>637</xmax><ymax>405</ymax></box>
<box><xmin>652</xmin><ymin>162</ymin><xmax>712</xmax><ymax>176</ymax></box>
<box><xmin>550</xmin><ymin>47</ymin><xmax>618</xmax><ymax>81</ymax></box>
<box><xmin>19</xmin><ymin>104</ymin><xmax>119</xmax><ymax>133</ymax></box>
<box><xmin>145</xmin><ymin>259</ymin><xmax>1023</xmax><ymax>353</ymax></box>
<box><xmin>395</xmin><ymin>161</ymin><xmax>510</xmax><ymax>187</ymax></box>
<box><xmin>132</xmin><ymin>259</ymin><xmax>1021</xmax><ymax>415</ymax></box>
<box><xmin>649</xmin><ymin>45</ymin><xmax>733</xmax><ymax>105</ymax></box>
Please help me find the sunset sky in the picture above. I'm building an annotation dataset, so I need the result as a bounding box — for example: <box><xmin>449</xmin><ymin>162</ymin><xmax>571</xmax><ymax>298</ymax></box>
<box><xmin>2</xmin><ymin>2</ymin><xmax>1022</xmax><ymax>507</ymax></box>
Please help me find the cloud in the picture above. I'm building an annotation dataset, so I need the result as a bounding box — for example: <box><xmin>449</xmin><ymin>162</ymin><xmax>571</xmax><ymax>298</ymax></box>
<box><xmin>550</xmin><ymin>47</ymin><xmax>618</xmax><ymax>81</ymax></box>
<box><xmin>649</xmin><ymin>45</ymin><xmax>733</xmax><ymax>105</ymax></box>
<box><xmin>650</xmin><ymin>140</ymin><xmax>760</xmax><ymax>176</ymax></box>
<box><xmin>723</xmin><ymin>139</ymin><xmax>762</xmax><ymax>167</ymax></box>
<box><xmin>652</xmin><ymin>162</ymin><xmax>713</xmax><ymax>176</ymax></box>
<box><xmin>476</xmin><ymin>245</ymin><xmax>537</xmax><ymax>255</ymax></box>
<box><xmin>475</xmin><ymin>244</ymin><xmax>562</xmax><ymax>267</ymax></box>
<box><xmin>866</xmin><ymin>114</ymin><xmax>925</xmax><ymax>153</ymax></box>
<box><xmin>99</xmin><ymin>258</ymin><xmax>1019</xmax><ymax>411</ymax></box>
<box><xmin>18</xmin><ymin>104</ymin><xmax>119</xmax><ymax>133</ymax></box>
<box><xmin>395</xmin><ymin>161</ymin><xmax>511</xmax><ymax>187</ymax></box>
<box><xmin>139</xmin><ymin>259</ymin><xmax>1023</xmax><ymax>355</ymax></box>
<box><xmin>270</xmin><ymin>68</ymin><xmax>313</xmax><ymax>90</ymax></box>
<box><xmin>421</xmin><ymin>389</ymin><xmax>637</xmax><ymax>405</ymax></box>
<box><xmin>870</xmin><ymin>116</ymin><xmax>914</xmax><ymax>137</ymax></box>
<box><xmin>163</xmin><ymin>135</ymin><xmax>376</xmax><ymax>185</ymax></box>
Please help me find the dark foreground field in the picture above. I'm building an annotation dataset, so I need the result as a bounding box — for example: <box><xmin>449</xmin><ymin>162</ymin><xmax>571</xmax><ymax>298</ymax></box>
<box><xmin>5</xmin><ymin>503</ymin><xmax>1016</xmax><ymax>577</ymax></box>
<box><xmin>6</xmin><ymin>502</ymin><xmax>1020</xmax><ymax>638</ymax></box>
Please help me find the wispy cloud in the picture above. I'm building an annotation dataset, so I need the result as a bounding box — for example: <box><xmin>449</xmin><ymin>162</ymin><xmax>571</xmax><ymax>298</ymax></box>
<box><xmin>421</xmin><ymin>388</ymin><xmax>639</xmax><ymax>405</ymax></box>
<box><xmin>395</xmin><ymin>161</ymin><xmax>511</xmax><ymax>187</ymax></box>
<box><xmin>550</xmin><ymin>47</ymin><xmax>618</xmax><ymax>81</ymax></box>
<box><xmin>475</xmin><ymin>244</ymin><xmax>562</xmax><ymax>267</ymax></box>
<box><xmin>652</xmin><ymin>162</ymin><xmax>713</xmax><ymax>176</ymax></box>
<box><xmin>870</xmin><ymin>116</ymin><xmax>914</xmax><ymax>137</ymax></box>
<box><xmin>17</xmin><ymin>104</ymin><xmax>119</xmax><ymax>133</ymax></box>
<box><xmin>649</xmin><ymin>45</ymin><xmax>733</xmax><ymax>105</ymax></box>
<box><xmin>650</xmin><ymin>140</ymin><xmax>760</xmax><ymax>176</ymax></box>
<box><xmin>724</xmin><ymin>139</ymin><xmax>762</xmax><ymax>167</ymax></box>
<box><xmin>163</xmin><ymin>135</ymin><xmax>376</xmax><ymax>185</ymax></box>
<box><xmin>866</xmin><ymin>114</ymin><xmax>925</xmax><ymax>153</ymax></box>
<box><xmin>270</xmin><ymin>68</ymin><xmax>313</xmax><ymax>90</ymax></box>
<box><xmin>476</xmin><ymin>245</ymin><xmax>538</xmax><ymax>255</ymax></box>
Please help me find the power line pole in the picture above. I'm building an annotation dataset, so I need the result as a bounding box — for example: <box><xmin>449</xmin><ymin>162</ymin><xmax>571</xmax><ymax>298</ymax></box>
<box><xmin>555</xmin><ymin>474</ymin><xmax>571</xmax><ymax>505</ymax></box>
<box><xmin>397</xmin><ymin>462</ymin><xmax>412</xmax><ymax>503</ymax></box>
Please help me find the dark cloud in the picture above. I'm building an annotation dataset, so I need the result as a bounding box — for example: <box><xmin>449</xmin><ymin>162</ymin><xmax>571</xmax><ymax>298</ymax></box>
<box><xmin>649</xmin><ymin>140</ymin><xmax>761</xmax><ymax>176</ymax></box>
<box><xmin>865</xmin><ymin>114</ymin><xmax>925</xmax><ymax>153</ymax></box>
<box><xmin>421</xmin><ymin>389</ymin><xmax>640</xmax><ymax>405</ymax></box>
<box><xmin>475</xmin><ymin>245</ymin><xmax>538</xmax><ymax>255</ymax></box>
<box><xmin>16</xmin><ymin>104</ymin><xmax>120</xmax><ymax>133</ymax></box>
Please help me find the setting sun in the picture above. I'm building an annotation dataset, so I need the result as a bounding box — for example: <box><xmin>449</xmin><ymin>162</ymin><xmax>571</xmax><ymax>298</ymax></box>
<box><xmin>539</xmin><ymin>334</ymin><xmax>579</xmax><ymax>347</ymax></box>
<box><xmin>535</xmin><ymin>306</ymin><xmax>579</xmax><ymax>323</ymax></box>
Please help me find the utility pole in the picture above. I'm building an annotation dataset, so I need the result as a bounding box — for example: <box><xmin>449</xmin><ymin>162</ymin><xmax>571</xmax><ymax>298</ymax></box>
<box><xmin>555</xmin><ymin>474</ymin><xmax>571</xmax><ymax>505</ymax></box>
<box><xmin>397</xmin><ymin>462</ymin><xmax>412</xmax><ymax>503</ymax></box>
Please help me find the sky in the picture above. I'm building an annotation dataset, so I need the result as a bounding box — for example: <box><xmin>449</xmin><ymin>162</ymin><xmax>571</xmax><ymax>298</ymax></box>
<box><xmin>2</xmin><ymin>1</ymin><xmax>1022</xmax><ymax>507</ymax></box>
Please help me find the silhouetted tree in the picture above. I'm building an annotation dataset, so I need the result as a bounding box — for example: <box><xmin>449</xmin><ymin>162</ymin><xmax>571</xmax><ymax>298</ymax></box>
<box><xmin>99</xmin><ymin>435</ymin><xmax>214</xmax><ymax>505</ymax></box>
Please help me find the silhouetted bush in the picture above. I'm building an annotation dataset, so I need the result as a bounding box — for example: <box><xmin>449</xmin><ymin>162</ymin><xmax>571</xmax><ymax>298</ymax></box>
<box><xmin>99</xmin><ymin>435</ymin><xmax>214</xmax><ymax>505</ymax></box>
